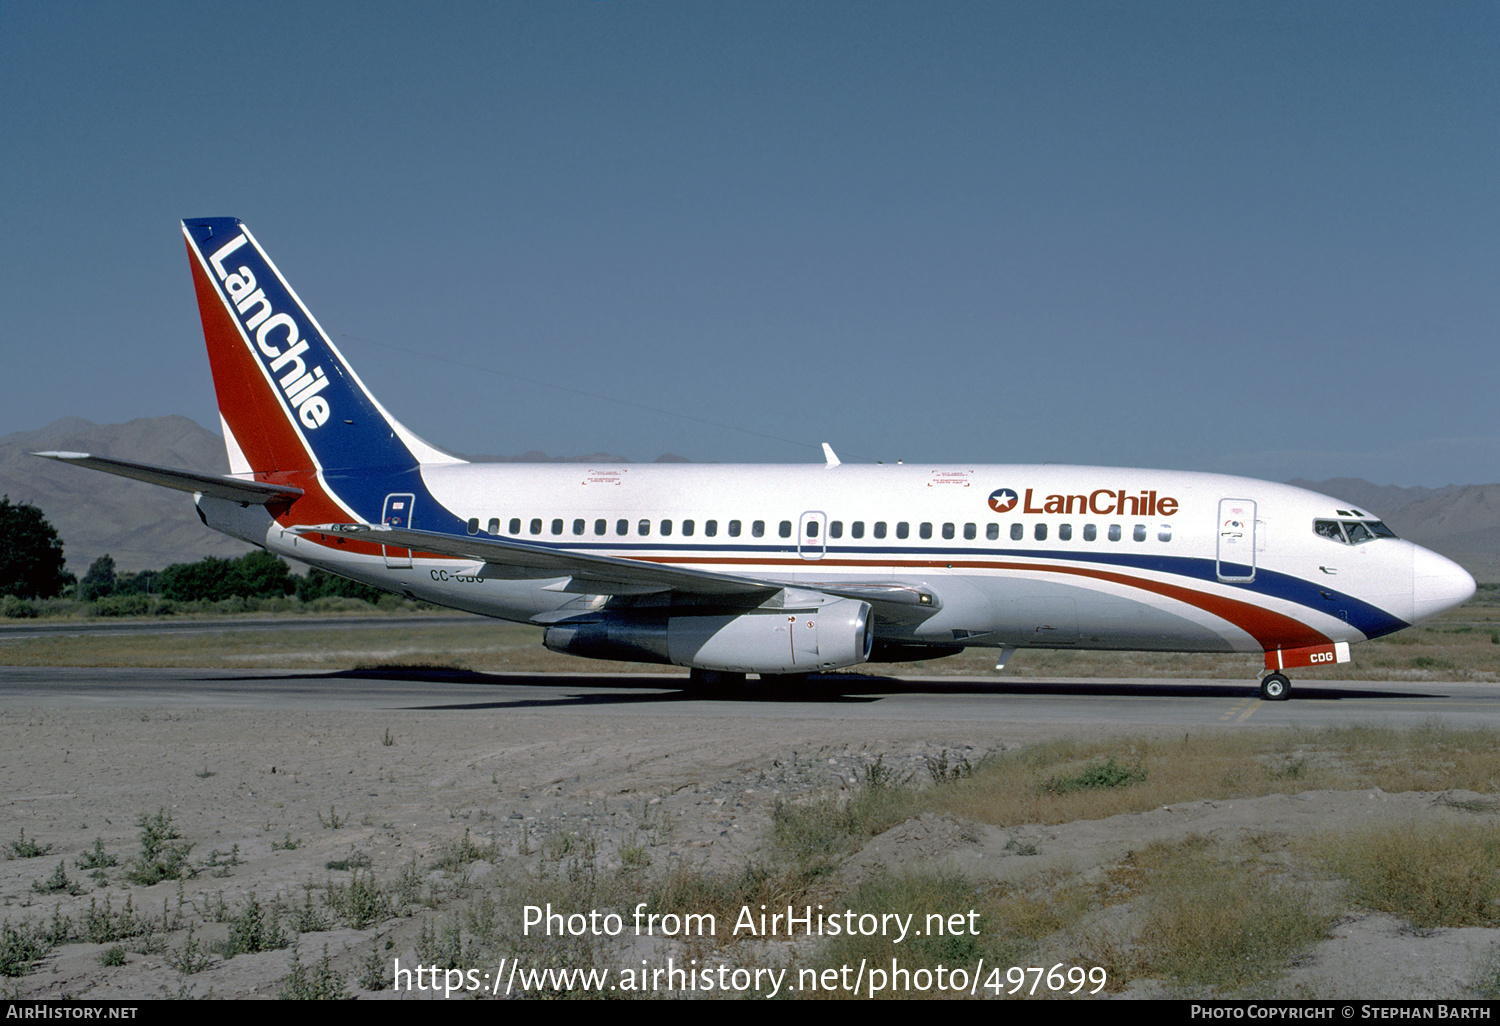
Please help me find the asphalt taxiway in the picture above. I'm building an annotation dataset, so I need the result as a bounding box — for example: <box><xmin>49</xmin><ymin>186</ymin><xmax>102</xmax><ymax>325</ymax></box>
<box><xmin>2</xmin><ymin>665</ymin><xmax>1496</xmax><ymax>730</ymax></box>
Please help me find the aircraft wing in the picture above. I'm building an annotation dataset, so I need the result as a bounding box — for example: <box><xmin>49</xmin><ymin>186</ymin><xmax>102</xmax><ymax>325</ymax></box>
<box><xmin>33</xmin><ymin>452</ymin><xmax>304</xmax><ymax>506</ymax></box>
<box><xmin>294</xmin><ymin>523</ymin><xmax>780</xmax><ymax>597</ymax></box>
<box><xmin>292</xmin><ymin>523</ymin><xmax>940</xmax><ymax>616</ymax></box>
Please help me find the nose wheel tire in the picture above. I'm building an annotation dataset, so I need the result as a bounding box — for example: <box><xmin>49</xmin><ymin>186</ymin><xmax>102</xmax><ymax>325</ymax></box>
<box><xmin>1259</xmin><ymin>673</ymin><xmax>1291</xmax><ymax>701</ymax></box>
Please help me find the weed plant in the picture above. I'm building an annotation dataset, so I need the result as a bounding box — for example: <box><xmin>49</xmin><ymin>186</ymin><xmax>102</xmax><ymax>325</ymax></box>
<box><xmin>126</xmin><ymin>810</ymin><xmax>193</xmax><ymax>885</ymax></box>
<box><xmin>7</xmin><ymin>830</ymin><xmax>53</xmax><ymax>860</ymax></box>
<box><xmin>0</xmin><ymin>923</ymin><xmax>50</xmax><ymax>977</ymax></box>
<box><xmin>279</xmin><ymin>943</ymin><xmax>345</xmax><ymax>1000</ymax></box>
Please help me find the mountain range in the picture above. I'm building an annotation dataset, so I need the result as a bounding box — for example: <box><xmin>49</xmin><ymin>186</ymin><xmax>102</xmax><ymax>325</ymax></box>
<box><xmin>3</xmin><ymin>417</ymin><xmax>1494</xmax><ymax>582</ymax></box>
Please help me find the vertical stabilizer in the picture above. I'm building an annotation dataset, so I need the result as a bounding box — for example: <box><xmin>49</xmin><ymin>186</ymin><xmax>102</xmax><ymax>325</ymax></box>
<box><xmin>181</xmin><ymin>218</ymin><xmax>462</xmax><ymax>476</ymax></box>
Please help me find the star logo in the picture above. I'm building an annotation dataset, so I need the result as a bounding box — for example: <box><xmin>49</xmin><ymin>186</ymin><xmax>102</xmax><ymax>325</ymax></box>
<box><xmin>988</xmin><ymin>488</ymin><xmax>1019</xmax><ymax>513</ymax></box>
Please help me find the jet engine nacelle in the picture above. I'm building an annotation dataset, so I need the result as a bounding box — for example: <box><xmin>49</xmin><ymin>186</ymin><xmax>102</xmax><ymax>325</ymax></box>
<box><xmin>543</xmin><ymin>599</ymin><xmax>874</xmax><ymax>673</ymax></box>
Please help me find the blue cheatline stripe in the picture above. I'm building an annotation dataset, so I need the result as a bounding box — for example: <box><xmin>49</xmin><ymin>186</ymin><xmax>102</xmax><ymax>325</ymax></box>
<box><xmin>420</xmin><ymin>530</ymin><xmax>1411</xmax><ymax>641</ymax></box>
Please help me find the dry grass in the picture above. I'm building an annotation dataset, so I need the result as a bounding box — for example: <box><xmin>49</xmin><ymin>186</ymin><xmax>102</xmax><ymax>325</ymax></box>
<box><xmin>1</xmin><ymin>590</ymin><xmax>1493</xmax><ymax>678</ymax></box>
<box><xmin>1303</xmin><ymin>820</ymin><xmax>1500</xmax><ymax>930</ymax></box>
<box><xmin>0</xmin><ymin>621</ymin><xmax>658</xmax><ymax>674</ymax></box>
<box><xmin>742</xmin><ymin>726</ymin><xmax>1500</xmax><ymax>995</ymax></box>
<box><xmin>1078</xmin><ymin>836</ymin><xmax>1335</xmax><ymax>993</ymax></box>
<box><xmin>927</xmin><ymin>725</ymin><xmax>1500</xmax><ymax>827</ymax></box>
<box><xmin>810</xmin><ymin>873</ymin><xmax>1031</xmax><ymax>998</ymax></box>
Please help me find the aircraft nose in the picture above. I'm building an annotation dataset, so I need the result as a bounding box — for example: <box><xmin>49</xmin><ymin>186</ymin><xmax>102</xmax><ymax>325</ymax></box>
<box><xmin>1410</xmin><ymin>545</ymin><xmax>1476</xmax><ymax>623</ymax></box>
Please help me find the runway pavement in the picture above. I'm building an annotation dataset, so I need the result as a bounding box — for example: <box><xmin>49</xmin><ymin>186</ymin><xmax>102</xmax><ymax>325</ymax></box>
<box><xmin>2</xmin><ymin>664</ymin><xmax>1496</xmax><ymax>730</ymax></box>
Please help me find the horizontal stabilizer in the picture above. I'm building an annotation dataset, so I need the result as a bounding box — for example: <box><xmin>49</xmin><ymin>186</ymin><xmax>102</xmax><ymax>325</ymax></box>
<box><xmin>33</xmin><ymin>452</ymin><xmax>304</xmax><ymax>507</ymax></box>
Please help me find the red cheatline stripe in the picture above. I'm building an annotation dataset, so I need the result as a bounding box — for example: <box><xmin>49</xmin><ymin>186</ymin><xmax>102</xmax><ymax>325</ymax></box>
<box><xmin>642</xmin><ymin>554</ymin><xmax>1330</xmax><ymax>651</ymax></box>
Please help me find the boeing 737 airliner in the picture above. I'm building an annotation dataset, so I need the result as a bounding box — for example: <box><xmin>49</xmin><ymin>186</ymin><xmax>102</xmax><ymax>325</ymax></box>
<box><xmin>39</xmin><ymin>218</ymin><xmax>1478</xmax><ymax>700</ymax></box>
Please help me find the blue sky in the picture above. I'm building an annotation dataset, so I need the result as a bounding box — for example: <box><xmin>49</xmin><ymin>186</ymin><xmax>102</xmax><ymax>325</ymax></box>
<box><xmin>2</xmin><ymin>2</ymin><xmax>1495</xmax><ymax>486</ymax></box>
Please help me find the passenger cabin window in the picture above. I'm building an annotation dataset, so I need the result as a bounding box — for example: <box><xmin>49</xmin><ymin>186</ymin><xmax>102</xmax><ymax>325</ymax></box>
<box><xmin>551</xmin><ymin>518</ymin><xmax>564</xmax><ymax>535</ymax></box>
<box><xmin>1083</xmin><ymin>524</ymin><xmax>1097</xmax><ymax>541</ymax></box>
<box><xmin>1058</xmin><ymin>524</ymin><xmax>1072</xmax><ymax>541</ymax></box>
<box><xmin>1034</xmin><ymin>523</ymin><xmax>1048</xmax><ymax>541</ymax></box>
<box><xmin>509</xmin><ymin>518</ymin><xmax>521</xmax><ymax>535</ymax></box>
<box><xmin>705</xmin><ymin>520</ymin><xmax>717</xmax><ymax>537</ymax></box>
<box><xmin>638</xmin><ymin>519</ymin><xmax>651</xmax><ymax>536</ymax></box>
<box><xmin>1108</xmin><ymin>525</ymin><xmax>1121</xmax><ymax>542</ymax></box>
<box><xmin>919</xmin><ymin>522</ymin><xmax>932</xmax><ymax>539</ymax></box>
<box><xmin>873</xmin><ymin>522</ymin><xmax>887</xmax><ymax>539</ymax></box>
<box><xmin>1133</xmin><ymin>524</ymin><xmax>1147</xmax><ymax>542</ymax></box>
<box><xmin>616</xmin><ymin>519</ymin><xmax>628</xmax><ymax>536</ymax></box>
<box><xmin>964</xmin><ymin>523</ymin><xmax>976</xmax><ymax>540</ymax></box>
<box><xmin>779</xmin><ymin>521</ymin><xmax>792</xmax><ymax>538</ymax></box>
<box><xmin>467</xmin><ymin>517</ymin><xmax>479</xmax><ymax>535</ymax></box>
<box><xmin>660</xmin><ymin>520</ymin><xmax>672</xmax><ymax>536</ymax></box>
<box><xmin>829</xmin><ymin>521</ymin><xmax>842</xmax><ymax>539</ymax></box>
<box><xmin>851</xmin><ymin>521</ymin><xmax>864</xmax><ymax>539</ymax></box>
<box><xmin>1158</xmin><ymin>526</ymin><xmax>1172</xmax><ymax>542</ymax></box>
<box><xmin>986</xmin><ymin>523</ymin><xmax>999</xmax><ymax>540</ymax></box>
<box><xmin>896</xmin><ymin>522</ymin><xmax>910</xmax><ymax>539</ymax></box>
<box><xmin>1010</xmin><ymin>523</ymin><xmax>1023</xmax><ymax>541</ymax></box>
<box><xmin>752</xmin><ymin>521</ymin><xmax>765</xmax><ymax>537</ymax></box>
<box><xmin>682</xmin><ymin>520</ymin><xmax>694</xmax><ymax>536</ymax></box>
<box><xmin>489</xmin><ymin>518</ymin><xmax>501</xmax><ymax>536</ymax></box>
<box><xmin>530</xmin><ymin>518</ymin><xmax>543</xmax><ymax>535</ymax></box>
<box><xmin>573</xmin><ymin>519</ymin><xmax>585</xmax><ymax>535</ymax></box>
<box><xmin>594</xmin><ymin>519</ymin><xmax>606</xmax><ymax>535</ymax></box>
<box><xmin>729</xmin><ymin>520</ymin><xmax>741</xmax><ymax>537</ymax></box>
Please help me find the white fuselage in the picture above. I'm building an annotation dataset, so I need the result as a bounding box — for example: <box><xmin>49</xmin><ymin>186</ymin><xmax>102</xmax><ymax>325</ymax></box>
<box><xmin>202</xmin><ymin>460</ymin><xmax>1472</xmax><ymax>662</ymax></box>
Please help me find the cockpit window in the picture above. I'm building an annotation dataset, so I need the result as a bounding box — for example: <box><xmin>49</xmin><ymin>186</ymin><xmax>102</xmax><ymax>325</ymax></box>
<box><xmin>1315</xmin><ymin>520</ymin><xmax>1346</xmax><ymax>542</ymax></box>
<box><xmin>1314</xmin><ymin>519</ymin><xmax>1398</xmax><ymax>544</ymax></box>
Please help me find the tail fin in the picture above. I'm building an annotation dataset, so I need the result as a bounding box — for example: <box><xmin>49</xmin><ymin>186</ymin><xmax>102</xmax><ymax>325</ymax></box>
<box><xmin>181</xmin><ymin>218</ymin><xmax>461</xmax><ymax>477</ymax></box>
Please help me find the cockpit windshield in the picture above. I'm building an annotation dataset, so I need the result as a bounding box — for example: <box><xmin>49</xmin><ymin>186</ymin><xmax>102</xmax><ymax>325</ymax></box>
<box><xmin>1313</xmin><ymin>519</ymin><xmax>1398</xmax><ymax>545</ymax></box>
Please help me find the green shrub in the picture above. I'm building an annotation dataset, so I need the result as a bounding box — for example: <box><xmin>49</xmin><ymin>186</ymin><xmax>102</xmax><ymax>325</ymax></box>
<box><xmin>1042</xmin><ymin>756</ymin><xmax>1147</xmax><ymax>795</ymax></box>
<box><xmin>125</xmin><ymin>810</ymin><xmax>194</xmax><ymax>885</ymax></box>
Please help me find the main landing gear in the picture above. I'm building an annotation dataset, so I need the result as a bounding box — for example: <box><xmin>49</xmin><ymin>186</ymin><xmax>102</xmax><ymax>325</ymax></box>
<box><xmin>684</xmin><ymin>669</ymin><xmax>810</xmax><ymax>692</ymax></box>
<box><xmin>1259</xmin><ymin>672</ymin><xmax>1292</xmax><ymax>701</ymax></box>
<box><xmin>686</xmin><ymin>668</ymin><xmax>746</xmax><ymax>689</ymax></box>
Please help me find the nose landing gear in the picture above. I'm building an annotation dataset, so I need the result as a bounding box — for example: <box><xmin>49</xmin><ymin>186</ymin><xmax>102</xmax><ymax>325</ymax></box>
<box><xmin>1259</xmin><ymin>672</ymin><xmax>1291</xmax><ymax>701</ymax></box>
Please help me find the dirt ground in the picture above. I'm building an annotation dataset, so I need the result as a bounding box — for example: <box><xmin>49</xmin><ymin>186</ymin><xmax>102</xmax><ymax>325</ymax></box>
<box><xmin>2</xmin><ymin>703</ymin><xmax>1497</xmax><ymax>1001</ymax></box>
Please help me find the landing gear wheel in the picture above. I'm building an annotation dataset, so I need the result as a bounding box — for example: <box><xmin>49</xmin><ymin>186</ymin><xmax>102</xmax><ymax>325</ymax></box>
<box><xmin>759</xmin><ymin>673</ymin><xmax>811</xmax><ymax>686</ymax></box>
<box><xmin>686</xmin><ymin>668</ymin><xmax>746</xmax><ymax>691</ymax></box>
<box><xmin>1259</xmin><ymin>673</ymin><xmax>1291</xmax><ymax>701</ymax></box>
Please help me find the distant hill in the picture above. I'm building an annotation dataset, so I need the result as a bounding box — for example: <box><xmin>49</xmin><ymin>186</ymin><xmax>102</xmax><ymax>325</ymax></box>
<box><xmin>1380</xmin><ymin>485</ymin><xmax>1500</xmax><ymax>584</ymax></box>
<box><xmin>0</xmin><ymin>418</ymin><xmax>689</xmax><ymax>574</ymax></box>
<box><xmin>0</xmin><ymin>416</ymin><xmax>253</xmax><ymax>573</ymax></box>
<box><xmin>1293</xmin><ymin>479</ymin><xmax>1498</xmax><ymax>583</ymax></box>
<box><xmin>1285</xmin><ymin>478</ymin><xmax>1464</xmax><ymax>516</ymax></box>
<box><xmin>4</xmin><ymin>420</ymin><xmax>1493</xmax><ymax>582</ymax></box>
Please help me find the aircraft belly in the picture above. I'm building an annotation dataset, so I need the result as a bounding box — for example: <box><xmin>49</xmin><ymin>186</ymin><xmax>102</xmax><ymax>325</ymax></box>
<box><xmin>968</xmin><ymin>574</ymin><xmax>1250</xmax><ymax>653</ymax></box>
<box><xmin>264</xmin><ymin>532</ymin><xmax>573</xmax><ymax>624</ymax></box>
